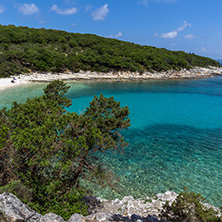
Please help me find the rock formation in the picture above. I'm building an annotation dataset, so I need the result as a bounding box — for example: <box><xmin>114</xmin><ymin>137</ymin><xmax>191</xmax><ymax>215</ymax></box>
<box><xmin>0</xmin><ymin>191</ymin><xmax>177</xmax><ymax>222</ymax></box>
<box><xmin>0</xmin><ymin>191</ymin><xmax>220</xmax><ymax>222</ymax></box>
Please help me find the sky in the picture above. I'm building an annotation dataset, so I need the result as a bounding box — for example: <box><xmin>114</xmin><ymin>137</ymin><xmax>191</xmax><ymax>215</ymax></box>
<box><xmin>0</xmin><ymin>0</ymin><xmax>222</xmax><ymax>60</ymax></box>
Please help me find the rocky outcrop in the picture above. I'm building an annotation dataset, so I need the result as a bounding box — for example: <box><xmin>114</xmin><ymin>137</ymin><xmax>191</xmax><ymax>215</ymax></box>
<box><xmin>0</xmin><ymin>191</ymin><xmax>177</xmax><ymax>222</ymax></box>
<box><xmin>0</xmin><ymin>192</ymin><xmax>43</xmax><ymax>222</ymax></box>
<box><xmin>94</xmin><ymin>191</ymin><xmax>177</xmax><ymax>219</ymax></box>
<box><xmin>0</xmin><ymin>191</ymin><xmax>220</xmax><ymax>222</ymax></box>
<box><xmin>0</xmin><ymin>192</ymin><xmax>68</xmax><ymax>222</ymax></box>
<box><xmin>88</xmin><ymin>191</ymin><xmax>178</xmax><ymax>221</ymax></box>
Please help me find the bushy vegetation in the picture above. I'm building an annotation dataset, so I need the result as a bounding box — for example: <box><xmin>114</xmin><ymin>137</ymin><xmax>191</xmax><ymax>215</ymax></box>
<box><xmin>0</xmin><ymin>24</ymin><xmax>220</xmax><ymax>77</ymax></box>
<box><xmin>161</xmin><ymin>187</ymin><xmax>222</xmax><ymax>222</ymax></box>
<box><xmin>0</xmin><ymin>80</ymin><xmax>130</xmax><ymax>220</ymax></box>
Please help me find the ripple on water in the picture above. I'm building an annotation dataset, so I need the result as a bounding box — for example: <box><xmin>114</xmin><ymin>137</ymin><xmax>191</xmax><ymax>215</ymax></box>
<box><xmin>1</xmin><ymin>78</ymin><xmax>222</xmax><ymax>207</ymax></box>
<box><xmin>86</xmin><ymin>125</ymin><xmax>222</xmax><ymax>207</ymax></box>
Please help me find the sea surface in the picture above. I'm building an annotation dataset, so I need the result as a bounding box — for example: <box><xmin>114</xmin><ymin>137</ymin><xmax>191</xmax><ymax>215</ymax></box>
<box><xmin>1</xmin><ymin>77</ymin><xmax>222</xmax><ymax>206</ymax></box>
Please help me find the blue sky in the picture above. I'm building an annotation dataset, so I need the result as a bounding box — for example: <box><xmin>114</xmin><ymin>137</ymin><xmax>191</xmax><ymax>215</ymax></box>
<box><xmin>0</xmin><ymin>0</ymin><xmax>222</xmax><ymax>59</ymax></box>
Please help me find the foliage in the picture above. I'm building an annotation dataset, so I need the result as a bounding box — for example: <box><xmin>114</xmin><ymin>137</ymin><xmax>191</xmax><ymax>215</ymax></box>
<box><xmin>160</xmin><ymin>187</ymin><xmax>222</xmax><ymax>222</ymax></box>
<box><xmin>84</xmin><ymin>93</ymin><xmax>130</xmax><ymax>152</ymax></box>
<box><xmin>0</xmin><ymin>25</ymin><xmax>220</xmax><ymax>77</ymax></box>
<box><xmin>0</xmin><ymin>80</ymin><xmax>130</xmax><ymax>219</ymax></box>
<box><xmin>28</xmin><ymin>187</ymin><xmax>88</xmax><ymax>221</ymax></box>
<box><xmin>0</xmin><ymin>180</ymin><xmax>87</xmax><ymax>221</ymax></box>
<box><xmin>0</xmin><ymin>180</ymin><xmax>33</xmax><ymax>201</ymax></box>
<box><xmin>0</xmin><ymin>107</ymin><xmax>15</xmax><ymax>186</ymax></box>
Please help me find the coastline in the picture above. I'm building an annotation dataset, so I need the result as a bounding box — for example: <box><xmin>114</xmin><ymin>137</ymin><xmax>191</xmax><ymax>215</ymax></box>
<box><xmin>1</xmin><ymin>191</ymin><xmax>221</xmax><ymax>222</ymax></box>
<box><xmin>1</xmin><ymin>67</ymin><xmax>222</xmax><ymax>221</ymax></box>
<box><xmin>0</xmin><ymin>78</ymin><xmax>30</xmax><ymax>91</ymax></box>
<box><xmin>0</xmin><ymin>66</ymin><xmax>222</xmax><ymax>91</ymax></box>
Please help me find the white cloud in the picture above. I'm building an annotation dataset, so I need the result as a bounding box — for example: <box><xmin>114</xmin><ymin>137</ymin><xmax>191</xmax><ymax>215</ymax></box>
<box><xmin>138</xmin><ymin>0</ymin><xmax>176</xmax><ymax>7</ymax></box>
<box><xmin>195</xmin><ymin>47</ymin><xmax>222</xmax><ymax>57</ymax></box>
<box><xmin>18</xmin><ymin>3</ymin><xmax>39</xmax><ymax>15</ymax></box>
<box><xmin>195</xmin><ymin>47</ymin><xmax>210</xmax><ymax>54</ymax></box>
<box><xmin>156</xmin><ymin>21</ymin><xmax>191</xmax><ymax>39</ymax></box>
<box><xmin>161</xmin><ymin>31</ymin><xmax>178</xmax><ymax>39</ymax></box>
<box><xmin>0</xmin><ymin>6</ymin><xmax>6</xmax><ymax>13</ymax></box>
<box><xmin>109</xmin><ymin>32</ymin><xmax>123</xmax><ymax>38</ymax></box>
<box><xmin>39</xmin><ymin>20</ymin><xmax>47</xmax><ymax>24</ymax></box>
<box><xmin>137</xmin><ymin>0</ymin><xmax>148</xmax><ymax>6</ymax></box>
<box><xmin>154</xmin><ymin>0</ymin><xmax>177</xmax><ymax>2</ymax></box>
<box><xmin>50</xmin><ymin>5</ymin><xmax>78</xmax><ymax>15</ymax></box>
<box><xmin>115</xmin><ymin>32</ymin><xmax>123</xmax><ymax>38</ymax></box>
<box><xmin>92</xmin><ymin>4</ymin><xmax>109</xmax><ymax>21</ymax></box>
<box><xmin>202</xmin><ymin>47</ymin><xmax>207</xmax><ymax>52</ymax></box>
<box><xmin>184</xmin><ymin>34</ymin><xmax>196</xmax><ymax>39</ymax></box>
<box><xmin>177</xmin><ymin>21</ymin><xmax>191</xmax><ymax>31</ymax></box>
<box><xmin>215</xmin><ymin>49</ymin><xmax>222</xmax><ymax>54</ymax></box>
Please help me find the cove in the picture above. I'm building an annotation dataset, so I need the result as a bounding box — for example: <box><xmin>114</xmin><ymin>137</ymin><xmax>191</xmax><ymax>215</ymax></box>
<box><xmin>1</xmin><ymin>77</ymin><xmax>222</xmax><ymax>206</ymax></box>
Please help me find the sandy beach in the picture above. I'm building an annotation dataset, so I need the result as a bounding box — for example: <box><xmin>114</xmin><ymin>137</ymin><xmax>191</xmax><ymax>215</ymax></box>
<box><xmin>1</xmin><ymin>66</ymin><xmax>222</xmax><ymax>91</ymax></box>
<box><xmin>0</xmin><ymin>78</ymin><xmax>30</xmax><ymax>91</ymax></box>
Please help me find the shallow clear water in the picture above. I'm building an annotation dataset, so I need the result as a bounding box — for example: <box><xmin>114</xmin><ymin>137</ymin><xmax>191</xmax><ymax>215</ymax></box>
<box><xmin>1</xmin><ymin>77</ymin><xmax>222</xmax><ymax>206</ymax></box>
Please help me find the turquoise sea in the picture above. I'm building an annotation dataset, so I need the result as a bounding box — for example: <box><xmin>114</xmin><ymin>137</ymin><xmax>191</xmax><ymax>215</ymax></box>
<box><xmin>1</xmin><ymin>77</ymin><xmax>222</xmax><ymax>206</ymax></box>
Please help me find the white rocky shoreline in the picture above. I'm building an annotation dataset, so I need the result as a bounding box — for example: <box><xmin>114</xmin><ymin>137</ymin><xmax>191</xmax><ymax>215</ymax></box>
<box><xmin>14</xmin><ymin>66</ymin><xmax>222</xmax><ymax>82</ymax></box>
<box><xmin>0</xmin><ymin>191</ymin><xmax>221</xmax><ymax>222</ymax></box>
<box><xmin>1</xmin><ymin>66</ymin><xmax>222</xmax><ymax>91</ymax></box>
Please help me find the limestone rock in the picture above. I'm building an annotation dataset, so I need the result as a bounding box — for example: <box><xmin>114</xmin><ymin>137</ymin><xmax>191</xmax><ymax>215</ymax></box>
<box><xmin>67</xmin><ymin>213</ymin><xmax>85</xmax><ymax>222</ymax></box>
<box><xmin>155</xmin><ymin>191</ymin><xmax>177</xmax><ymax>202</ymax></box>
<box><xmin>1</xmin><ymin>191</ymin><xmax>220</xmax><ymax>222</ymax></box>
<box><xmin>86</xmin><ymin>212</ymin><xmax>113</xmax><ymax>221</ymax></box>
<box><xmin>42</xmin><ymin>213</ymin><xmax>64</xmax><ymax>222</ymax></box>
<box><xmin>0</xmin><ymin>192</ymin><xmax>43</xmax><ymax>222</ymax></box>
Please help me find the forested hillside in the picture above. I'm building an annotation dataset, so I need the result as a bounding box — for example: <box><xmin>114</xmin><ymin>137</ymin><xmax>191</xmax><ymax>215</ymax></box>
<box><xmin>0</xmin><ymin>25</ymin><xmax>220</xmax><ymax>77</ymax></box>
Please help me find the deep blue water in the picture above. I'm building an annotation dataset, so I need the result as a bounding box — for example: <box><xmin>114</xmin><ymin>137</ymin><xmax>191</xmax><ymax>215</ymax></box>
<box><xmin>1</xmin><ymin>77</ymin><xmax>222</xmax><ymax>206</ymax></box>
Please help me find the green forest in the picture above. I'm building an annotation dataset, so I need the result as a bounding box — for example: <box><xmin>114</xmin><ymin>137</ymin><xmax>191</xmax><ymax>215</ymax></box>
<box><xmin>0</xmin><ymin>24</ymin><xmax>220</xmax><ymax>78</ymax></box>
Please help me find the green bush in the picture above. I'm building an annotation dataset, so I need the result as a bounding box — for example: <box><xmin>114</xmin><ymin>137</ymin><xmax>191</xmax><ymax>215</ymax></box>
<box><xmin>0</xmin><ymin>180</ymin><xmax>88</xmax><ymax>220</ymax></box>
<box><xmin>0</xmin><ymin>180</ymin><xmax>33</xmax><ymax>201</ymax></box>
<box><xmin>160</xmin><ymin>187</ymin><xmax>222</xmax><ymax>222</ymax></box>
<box><xmin>28</xmin><ymin>187</ymin><xmax>88</xmax><ymax>221</ymax></box>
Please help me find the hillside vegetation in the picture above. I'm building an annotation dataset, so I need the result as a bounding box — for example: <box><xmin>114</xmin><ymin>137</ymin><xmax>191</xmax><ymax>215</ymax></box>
<box><xmin>0</xmin><ymin>24</ymin><xmax>220</xmax><ymax>77</ymax></box>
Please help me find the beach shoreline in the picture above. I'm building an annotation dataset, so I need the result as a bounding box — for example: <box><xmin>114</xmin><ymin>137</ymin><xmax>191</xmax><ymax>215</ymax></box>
<box><xmin>1</xmin><ymin>66</ymin><xmax>222</xmax><ymax>91</ymax></box>
<box><xmin>0</xmin><ymin>78</ymin><xmax>31</xmax><ymax>91</ymax></box>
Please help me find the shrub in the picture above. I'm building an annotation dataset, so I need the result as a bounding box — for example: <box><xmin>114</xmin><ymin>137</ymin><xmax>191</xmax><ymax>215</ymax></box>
<box><xmin>160</xmin><ymin>187</ymin><xmax>222</xmax><ymax>222</ymax></box>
